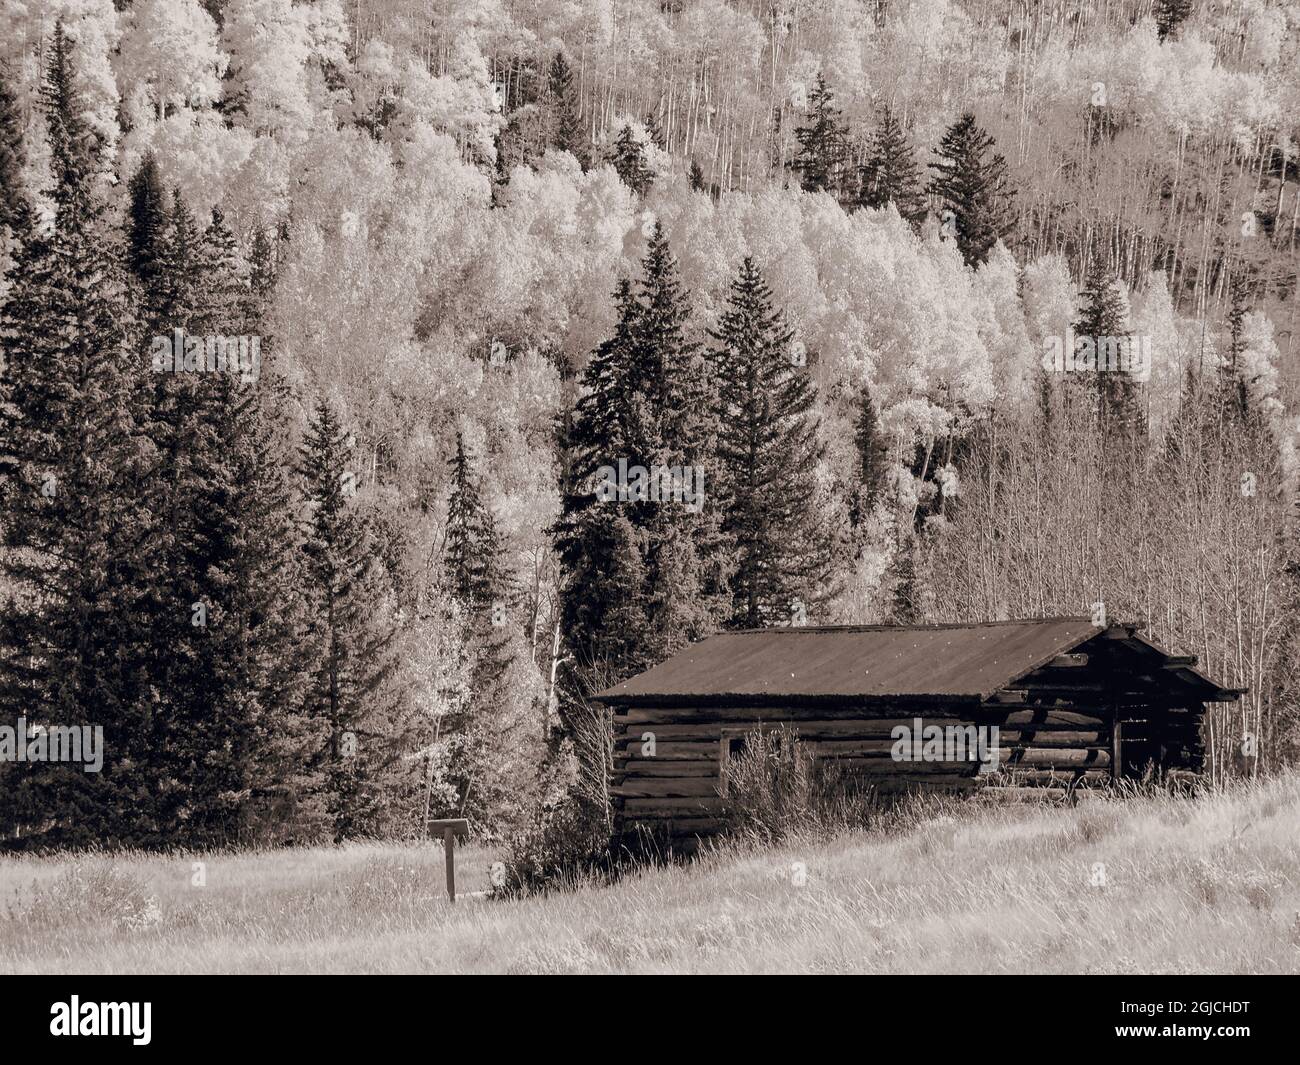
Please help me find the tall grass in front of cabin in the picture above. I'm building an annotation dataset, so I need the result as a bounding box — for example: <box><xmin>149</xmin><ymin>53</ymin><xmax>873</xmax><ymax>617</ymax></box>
<box><xmin>2</xmin><ymin>773</ymin><xmax>1299</xmax><ymax>973</ymax></box>
<box><xmin>717</xmin><ymin>727</ymin><xmax>884</xmax><ymax>844</ymax></box>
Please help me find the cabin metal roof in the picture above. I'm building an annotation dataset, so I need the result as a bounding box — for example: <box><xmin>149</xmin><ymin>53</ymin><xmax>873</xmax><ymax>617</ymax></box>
<box><xmin>593</xmin><ymin>617</ymin><xmax>1241</xmax><ymax>705</ymax></box>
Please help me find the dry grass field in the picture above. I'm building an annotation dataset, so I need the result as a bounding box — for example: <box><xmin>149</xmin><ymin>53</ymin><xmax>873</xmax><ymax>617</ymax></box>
<box><xmin>3</xmin><ymin>774</ymin><xmax>1299</xmax><ymax>974</ymax></box>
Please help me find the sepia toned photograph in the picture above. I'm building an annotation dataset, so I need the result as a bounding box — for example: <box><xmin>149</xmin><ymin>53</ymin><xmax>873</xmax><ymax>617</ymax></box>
<box><xmin>0</xmin><ymin>0</ymin><xmax>1296</xmax><ymax>1013</ymax></box>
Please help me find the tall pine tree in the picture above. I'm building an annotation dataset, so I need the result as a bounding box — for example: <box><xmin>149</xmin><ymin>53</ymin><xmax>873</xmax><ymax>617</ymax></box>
<box><xmin>850</xmin><ymin>382</ymin><xmax>889</xmax><ymax>527</ymax></box>
<box><xmin>299</xmin><ymin>399</ymin><xmax>401</xmax><ymax>841</ymax></box>
<box><xmin>789</xmin><ymin>74</ymin><xmax>851</xmax><ymax>200</ymax></box>
<box><xmin>858</xmin><ymin>106</ymin><xmax>927</xmax><ymax>226</ymax></box>
<box><xmin>167</xmin><ymin>208</ymin><xmax>319</xmax><ymax>844</ymax></box>
<box><xmin>929</xmin><ymin>112</ymin><xmax>1015</xmax><ymax>266</ymax></box>
<box><xmin>709</xmin><ymin>257</ymin><xmax>829</xmax><ymax>627</ymax></box>
<box><xmin>1075</xmin><ymin>261</ymin><xmax>1142</xmax><ymax>442</ymax></box>
<box><xmin>439</xmin><ymin>431</ymin><xmax>523</xmax><ymax>827</ymax></box>
<box><xmin>1155</xmin><ymin>0</ymin><xmax>1194</xmax><ymax>41</ymax></box>
<box><xmin>607</xmin><ymin>124</ymin><xmax>653</xmax><ymax>197</ymax></box>
<box><xmin>0</xmin><ymin>25</ymin><xmax>155</xmax><ymax>843</ymax></box>
<box><xmin>0</xmin><ymin>63</ymin><xmax>27</xmax><ymax>244</ymax></box>
<box><xmin>546</xmin><ymin>52</ymin><xmax>588</xmax><ymax>167</ymax></box>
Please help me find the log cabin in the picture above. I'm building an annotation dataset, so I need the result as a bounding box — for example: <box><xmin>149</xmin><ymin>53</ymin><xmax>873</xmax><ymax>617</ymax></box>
<box><xmin>592</xmin><ymin>617</ymin><xmax>1243</xmax><ymax>845</ymax></box>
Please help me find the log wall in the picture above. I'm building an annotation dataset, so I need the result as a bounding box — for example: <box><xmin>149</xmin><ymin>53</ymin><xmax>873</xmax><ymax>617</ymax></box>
<box><xmin>611</xmin><ymin>690</ymin><xmax>1208</xmax><ymax>842</ymax></box>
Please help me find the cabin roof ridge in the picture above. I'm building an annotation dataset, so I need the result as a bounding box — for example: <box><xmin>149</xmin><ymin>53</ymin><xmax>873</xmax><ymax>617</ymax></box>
<box><xmin>730</xmin><ymin>616</ymin><xmax>1095</xmax><ymax>635</ymax></box>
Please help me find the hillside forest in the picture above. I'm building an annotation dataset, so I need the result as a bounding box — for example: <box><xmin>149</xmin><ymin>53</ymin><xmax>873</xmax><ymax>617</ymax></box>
<box><xmin>0</xmin><ymin>0</ymin><xmax>1298</xmax><ymax>848</ymax></box>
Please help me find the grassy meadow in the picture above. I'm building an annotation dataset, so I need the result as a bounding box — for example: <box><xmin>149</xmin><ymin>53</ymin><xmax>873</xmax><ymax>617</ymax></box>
<box><xmin>3</xmin><ymin>775</ymin><xmax>1299</xmax><ymax>974</ymax></box>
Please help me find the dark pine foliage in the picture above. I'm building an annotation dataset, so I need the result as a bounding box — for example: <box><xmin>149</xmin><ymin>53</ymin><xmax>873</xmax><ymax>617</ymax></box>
<box><xmin>126</xmin><ymin>153</ymin><xmax>168</xmax><ymax>301</ymax></box>
<box><xmin>298</xmin><ymin>399</ymin><xmax>402</xmax><ymax>841</ymax></box>
<box><xmin>608</xmin><ymin>124</ymin><xmax>654</xmax><ymax>197</ymax></box>
<box><xmin>788</xmin><ymin>74</ymin><xmax>851</xmax><ymax>202</ymax></box>
<box><xmin>929</xmin><ymin>112</ymin><xmax>1015</xmax><ymax>267</ymax></box>
<box><xmin>0</xmin><ymin>25</ymin><xmax>155</xmax><ymax>844</ymax></box>
<box><xmin>709</xmin><ymin>257</ymin><xmax>829</xmax><ymax>628</ymax></box>
<box><xmin>858</xmin><ymin>106</ymin><xmax>927</xmax><ymax>226</ymax></box>
<box><xmin>556</xmin><ymin>225</ymin><xmax>727</xmax><ymax>682</ymax></box>
<box><xmin>547</xmin><ymin>52</ymin><xmax>588</xmax><ymax>166</ymax></box>
<box><xmin>688</xmin><ymin>158</ymin><xmax>706</xmax><ymax>193</ymax></box>
<box><xmin>0</xmin><ymin>63</ymin><xmax>27</xmax><ymax>241</ymax></box>
<box><xmin>851</xmin><ymin>381</ymin><xmax>889</xmax><ymax>527</ymax></box>
<box><xmin>1075</xmin><ymin>261</ymin><xmax>1143</xmax><ymax>442</ymax></box>
<box><xmin>1155</xmin><ymin>0</ymin><xmax>1194</xmax><ymax>41</ymax></box>
<box><xmin>174</xmin><ymin>208</ymin><xmax>319</xmax><ymax>845</ymax></box>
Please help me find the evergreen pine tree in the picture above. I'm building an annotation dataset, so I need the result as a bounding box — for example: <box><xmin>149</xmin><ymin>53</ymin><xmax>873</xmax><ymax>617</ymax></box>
<box><xmin>0</xmin><ymin>63</ymin><xmax>27</xmax><ymax>242</ymax></box>
<box><xmin>0</xmin><ymin>24</ymin><xmax>155</xmax><ymax>843</ymax></box>
<box><xmin>298</xmin><ymin>399</ymin><xmax>401</xmax><ymax>840</ymax></box>
<box><xmin>885</xmin><ymin>532</ymin><xmax>923</xmax><ymax>624</ymax></box>
<box><xmin>607</xmin><ymin>124</ymin><xmax>653</xmax><ymax>197</ymax></box>
<box><xmin>556</xmin><ymin>227</ymin><xmax>728</xmax><ymax>680</ymax></box>
<box><xmin>1220</xmin><ymin>273</ymin><xmax>1252</xmax><ymax>424</ymax></box>
<box><xmin>166</xmin><ymin>208</ymin><xmax>319</xmax><ymax>844</ymax></box>
<box><xmin>1155</xmin><ymin>0</ymin><xmax>1194</xmax><ymax>41</ymax></box>
<box><xmin>555</xmin><ymin>280</ymin><xmax>647</xmax><ymax>672</ymax></box>
<box><xmin>546</xmin><ymin>52</ymin><xmax>587</xmax><ymax>167</ymax></box>
<box><xmin>789</xmin><ymin>74</ymin><xmax>850</xmax><ymax>200</ymax></box>
<box><xmin>126</xmin><ymin>153</ymin><xmax>168</xmax><ymax>300</ymax></box>
<box><xmin>929</xmin><ymin>112</ymin><xmax>1015</xmax><ymax>266</ymax></box>
<box><xmin>1075</xmin><ymin>262</ymin><xmax>1142</xmax><ymax>441</ymax></box>
<box><xmin>439</xmin><ymin>431</ymin><xmax>521</xmax><ymax>826</ymax></box>
<box><xmin>709</xmin><ymin>257</ymin><xmax>828</xmax><ymax>627</ymax></box>
<box><xmin>688</xmin><ymin>158</ymin><xmax>706</xmax><ymax>193</ymax></box>
<box><xmin>850</xmin><ymin>382</ymin><xmax>889</xmax><ymax>526</ymax></box>
<box><xmin>633</xmin><ymin>224</ymin><xmax>729</xmax><ymax>650</ymax></box>
<box><xmin>858</xmin><ymin>106</ymin><xmax>927</xmax><ymax>226</ymax></box>
<box><xmin>248</xmin><ymin>223</ymin><xmax>277</xmax><ymax>321</ymax></box>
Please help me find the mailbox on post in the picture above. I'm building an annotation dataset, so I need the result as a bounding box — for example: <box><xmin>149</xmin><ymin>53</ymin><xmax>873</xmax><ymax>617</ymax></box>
<box><xmin>428</xmin><ymin>818</ymin><xmax>470</xmax><ymax>902</ymax></box>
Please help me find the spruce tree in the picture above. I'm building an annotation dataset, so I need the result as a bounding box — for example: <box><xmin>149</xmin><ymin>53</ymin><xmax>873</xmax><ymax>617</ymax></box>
<box><xmin>929</xmin><ymin>112</ymin><xmax>1015</xmax><ymax>266</ymax></box>
<box><xmin>555</xmin><ymin>280</ymin><xmax>646</xmax><ymax>671</ymax></box>
<box><xmin>443</xmin><ymin>430</ymin><xmax>514</xmax><ymax>731</ymax></box>
<box><xmin>608</xmin><ymin>124</ymin><xmax>653</xmax><ymax>197</ymax></box>
<box><xmin>789</xmin><ymin>74</ymin><xmax>850</xmax><ymax>200</ymax></box>
<box><xmin>246</xmin><ymin>223</ymin><xmax>278</xmax><ymax>325</ymax></box>
<box><xmin>0</xmin><ymin>24</ymin><xmax>155</xmax><ymax>844</ymax></box>
<box><xmin>168</xmin><ymin>209</ymin><xmax>318</xmax><ymax>844</ymax></box>
<box><xmin>136</xmin><ymin>187</ymin><xmax>210</xmax><ymax>840</ymax></box>
<box><xmin>858</xmin><ymin>106</ymin><xmax>927</xmax><ymax>226</ymax></box>
<box><xmin>709</xmin><ymin>257</ymin><xmax>828</xmax><ymax>627</ymax></box>
<box><xmin>556</xmin><ymin>228</ymin><xmax>727</xmax><ymax>679</ymax></box>
<box><xmin>0</xmin><ymin>64</ymin><xmax>26</xmax><ymax>242</ymax></box>
<box><xmin>439</xmin><ymin>432</ymin><xmax>521</xmax><ymax>826</ymax></box>
<box><xmin>885</xmin><ymin>532</ymin><xmax>923</xmax><ymax>624</ymax></box>
<box><xmin>632</xmin><ymin>223</ymin><xmax>713</xmax><ymax>464</ymax></box>
<box><xmin>126</xmin><ymin>153</ymin><xmax>168</xmax><ymax>299</ymax></box>
<box><xmin>1219</xmin><ymin>273</ymin><xmax>1252</xmax><ymax>424</ymax></box>
<box><xmin>445</xmin><ymin>432</ymin><xmax>509</xmax><ymax>611</ymax></box>
<box><xmin>1075</xmin><ymin>262</ymin><xmax>1142</xmax><ymax>441</ymax></box>
<box><xmin>688</xmin><ymin>158</ymin><xmax>706</xmax><ymax>193</ymax></box>
<box><xmin>546</xmin><ymin>52</ymin><xmax>587</xmax><ymax>166</ymax></box>
<box><xmin>850</xmin><ymin>382</ymin><xmax>889</xmax><ymax>527</ymax></box>
<box><xmin>633</xmin><ymin>224</ymin><xmax>728</xmax><ymax>650</ymax></box>
<box><xmin>1155</xmin><ymin>0</ymin><xmax>1194</xmax><ymax>41</ymax></box>
<box><xmin>299</xmin><ymin>399</ymin><xmax>401</xmax><ymax>840</ymax></box>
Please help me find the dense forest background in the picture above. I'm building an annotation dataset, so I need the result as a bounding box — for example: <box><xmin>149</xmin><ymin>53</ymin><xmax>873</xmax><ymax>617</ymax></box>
<box><xmin>0</xmin><ymin>0</ymin><xmax>1297</xmax><ymax>849</ymax></box>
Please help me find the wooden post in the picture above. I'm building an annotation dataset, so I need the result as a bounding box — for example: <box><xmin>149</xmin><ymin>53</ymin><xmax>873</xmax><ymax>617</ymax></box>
<box><xmin>444</xmin><ymin>828</ymin><xmax>455</xmax><ymax>901</ymax></box>
<box><xmin>428</xmin><ymin>818</ymin><xmax>469</xmax><ymax>903</ymax></box>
